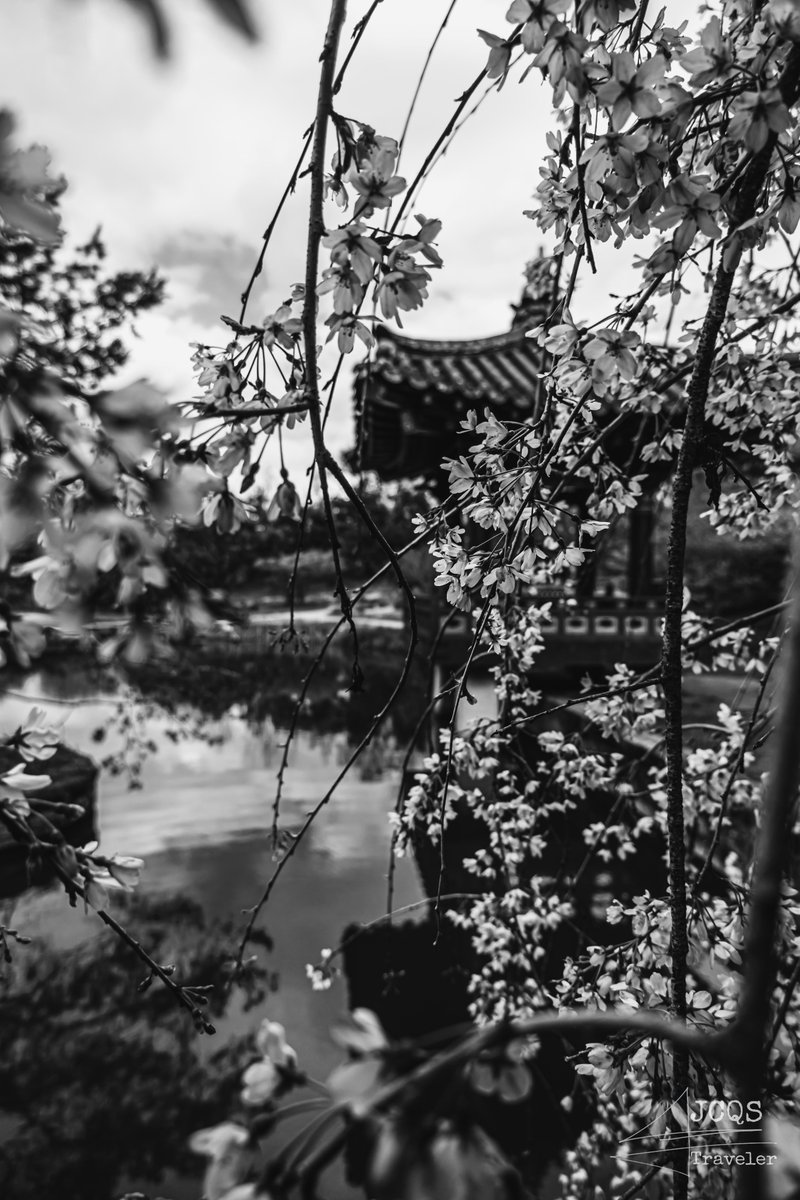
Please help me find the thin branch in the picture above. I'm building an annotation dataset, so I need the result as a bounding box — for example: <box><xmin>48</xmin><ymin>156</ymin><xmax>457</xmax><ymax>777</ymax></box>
<box><xmin>192</xmin><ymin>402</ymin><xmax>311</xmax><ymax>419</ymax></box>
<box><xmin>267</xmin><ymin>520</ymin><xmax>432</xmax><ymax>852</ymax></box>
<box><xmin>0</xmin><ymin>809</ymin><xmax>214</xmax><ymax>1031</ymax></box>
<box><xmin>320</xmin><ymin>892</ymin><xmax>480</xmax><ymax>968</ymax></box>
<box><xmin>235</xmin><ymin>523</ymin><xmax>439</xmax><ymax>981</ymax></box>
<box><xmin>388</xmin><ymin>61</ymin><xmax>491</xmax><ymax>234</ymax></box>
<box><xmin>332</xmin><ymin>0</ymin><xmax>385</xmax><ymax>95</ymax></box>
<box><xmin>501</xmin><ymin>667</ymin><xmax>660</xmax><ymax>734</ymax></box>
<box><xmin>302</xmin><ymin>0</ymin><xmax>362</xmax><ymax>691</ymax></box>
<box><xmin>689</xmin><ymin>601</ymin><xmax>789</xmax><ymax>651</ymax></box>
<box><xmin>572</xmin><ymin>104</ymin><xmax>597</xmax><ymax>275</ymax></box>
<box><xmin>239</xmin><ymin>126</ymin><xmax>315</xmax><ymax>324</ymax></box>
<box><xmin>396</xmin><ymin>0</ymin><xmax>460</xmax><ymax>160</ymax></box>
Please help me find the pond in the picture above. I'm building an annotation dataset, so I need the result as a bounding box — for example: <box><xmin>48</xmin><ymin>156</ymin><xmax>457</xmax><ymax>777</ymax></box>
<box><xmin>0</xmin><ymin>628</ymin><xmax>740</xmax><ymax>1200</ymax></box>
<box><xmin>0</xmin><ymin>632</ymin><xmax>429</xmax><ymax>1200</ymax></box>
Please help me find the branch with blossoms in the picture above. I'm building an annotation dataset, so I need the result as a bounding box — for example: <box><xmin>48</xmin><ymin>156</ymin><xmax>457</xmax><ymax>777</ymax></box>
<box><xmin>184</xmin><ymin>572</ymin><xmax>800</xmax><ymax>1197</ymax></box>
<box><xmin>374</xmin><ymin>6</ymin><xmax>800</xmax><ymax>1199</ymax></box>
<box><xmin>0</xmin><ymin>705</ymin><xmax>219</xmax><ymax>1029</ymax></box>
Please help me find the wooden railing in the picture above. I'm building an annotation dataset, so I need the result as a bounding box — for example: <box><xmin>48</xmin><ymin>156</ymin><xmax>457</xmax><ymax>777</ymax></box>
<box><xmin>438</xmin><ymin>603</ymin><xmax>663</xmax><ymax>671</ymax></box>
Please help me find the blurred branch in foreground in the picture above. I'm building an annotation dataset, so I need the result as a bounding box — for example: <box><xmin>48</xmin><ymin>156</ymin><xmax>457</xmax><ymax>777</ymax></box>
<box><xmin>113</xmin><ymin>0</ymin><xmax>259</xmax><ymax>57</ymax></box>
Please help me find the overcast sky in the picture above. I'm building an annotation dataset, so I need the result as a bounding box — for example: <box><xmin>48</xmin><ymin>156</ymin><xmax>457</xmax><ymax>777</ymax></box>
<box><xmin>0</xmin><ymin>0</ymin><xmax>691</xmax><ymax>484</ymax></box>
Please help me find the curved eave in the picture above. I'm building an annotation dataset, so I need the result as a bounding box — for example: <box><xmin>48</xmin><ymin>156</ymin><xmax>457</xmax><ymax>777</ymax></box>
<box><xmin>356</xmin><ymin>323</ymin><xmax>545</xmax><ymax>412</ymax></box>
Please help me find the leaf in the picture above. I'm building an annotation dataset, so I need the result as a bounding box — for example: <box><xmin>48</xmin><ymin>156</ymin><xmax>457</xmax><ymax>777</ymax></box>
<box><xmin>332</xmin><ymin>1008</ymin><xmax>387</xmax><ymax>1055</ymax></box>
<box><xmin>670</xmin><ymin>1101</ymin><xmax>689</xmax><ymax>1129</ymax></box>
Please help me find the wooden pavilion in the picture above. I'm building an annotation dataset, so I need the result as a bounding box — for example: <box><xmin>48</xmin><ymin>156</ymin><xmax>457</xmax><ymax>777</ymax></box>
<box><xmin>354</xmin><ymin>260</ymin><xmax>664</xmax><ymax>672</ymax></box>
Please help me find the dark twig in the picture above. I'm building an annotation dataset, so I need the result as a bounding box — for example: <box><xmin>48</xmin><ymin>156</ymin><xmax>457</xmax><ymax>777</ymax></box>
<box><xmin>0</xmin><ymin>809</ymin><xmax>214</xmax><ymax>1031</ymax></box>
<box><xmin>572</xmin><ymin>104</ymin><xmax>597</xmax><ymax>275</ymax></box>
<box><xmin>238</xmin><ymin>525</ymin><xmax>436</xmax><ymax>981</ymax></box>
<box><xmin>239</xmin><ymin>126</ymin><xmax>315</xmax><ymax>324</ymax></box>
<box><xmin>301</xmin><ymin>0</ymin><xmax>362</xmax><ymax>691</ymax></box>
<box><xmin>332</xmin><ymin>0</ymin><xmax>385</xmax><ymax>95</ymax></box>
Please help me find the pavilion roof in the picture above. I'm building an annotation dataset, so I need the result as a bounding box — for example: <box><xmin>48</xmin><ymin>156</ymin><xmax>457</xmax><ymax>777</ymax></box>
<box><xmin>354</xmin><ymin>323</ymin><xmax>546</xmax><ymax>481</ymax></box>
<box><xmin>366</xmin><ymin>324</ymin><xmax>544</xmax><ymax>406</ymax></box>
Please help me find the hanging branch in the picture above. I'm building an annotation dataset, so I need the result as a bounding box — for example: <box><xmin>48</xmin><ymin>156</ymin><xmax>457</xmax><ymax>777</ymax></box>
<box><xmin>659</xmin><ymin>43</ymin><xmax>800</xmax><ymax>1198</ymax></box>
<box><xmin>396</xmin><ymin>0</ymin><xmax>460</xmax><ymax>159</ymax></box>
<box><xmin>332</xmin><ymin>0</ymin><xmax>385</xmax><ymax>96</ymax></box>
<box><xmin>296</xmin><ymin>0</ymin><xmax>421</xmax><ymax>702</ymax></box>
<box><xmin>234</xmin><ymin>525</ymin><xmax>437</xmax><ymax>981</ymax></box>
<box><xmin>0</xmin><ymin>809</ymin><xmax>214</xmax><ymax>1032</ymax></box>
<box><xmin>267</xmin><ymin>519</ymin><xmax>431</xmax><ymax>847</ymax></box>
<box><xmin>388</xmin><ymin>63</ymin><xmax>489</xmax><ymax>233</ymax></box>
<box><xmin>572</xmin><ymin>103</ymin><xmax>597</xmax><ymax>275</ymax></box>
<box><xmin>301</xmin><ymin>0</ymin><xmax>361</xmax><ymax>689</ymax></box>
<box><xmin>237</xmin><ymin>632</ymin><xmax>432</xmax><ymax>963</ymax></box>
<box><xmin>238</xmin><ymin>124</ymin><xmax>315</xmax><ymax>324</ymax></box>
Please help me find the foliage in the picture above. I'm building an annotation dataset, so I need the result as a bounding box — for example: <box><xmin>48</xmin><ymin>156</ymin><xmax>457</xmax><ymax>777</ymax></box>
<box><xmin>166</xmin><ymin>476</ymin><xmax>426</xmax><ymax>596</ymax></box>
<box><xmin>0</xmin><ymin>224</ymin><xmax>163</xmax><ymax>394</ymax></box>
<box><xmin>112</xmin><ymin>0</ymin><xmax>257</xmax><ymax>57</ymax></box>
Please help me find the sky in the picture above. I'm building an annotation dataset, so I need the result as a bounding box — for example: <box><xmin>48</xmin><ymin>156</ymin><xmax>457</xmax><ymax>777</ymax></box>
<box><xmin>0</xmin><ymin>0</ymin><xmax>689</xmax><ymax>486</ymax></box>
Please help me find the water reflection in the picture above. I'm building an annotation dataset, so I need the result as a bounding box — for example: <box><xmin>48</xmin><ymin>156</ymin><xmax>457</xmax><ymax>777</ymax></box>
<box><xmin>0</xmin><ymin>661</ymin><xmax>421</xmax><ymax>1200</ymax></box>
<box><xmin>0</xmin><ymin>894</ymin><xmax>268</xmax><ymax>1200</ymax></box>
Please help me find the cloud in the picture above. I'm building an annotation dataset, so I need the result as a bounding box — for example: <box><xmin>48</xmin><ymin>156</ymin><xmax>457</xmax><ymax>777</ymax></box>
<box><xmin>152</xmin><ymin>228</ymin><xmax>259</xmax><ymax>324</ymax></box>
<box><xmin>0</xmin><ymin>0</ymin><xmax>701</xmax><ymax>483</ymax></box>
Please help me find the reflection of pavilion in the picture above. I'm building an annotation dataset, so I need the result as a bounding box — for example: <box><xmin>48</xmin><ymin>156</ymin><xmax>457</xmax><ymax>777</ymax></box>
<box><xmin>354</xmin><ymin>262</ymin><xmax>663</xmax><ymax>671</ymax></box>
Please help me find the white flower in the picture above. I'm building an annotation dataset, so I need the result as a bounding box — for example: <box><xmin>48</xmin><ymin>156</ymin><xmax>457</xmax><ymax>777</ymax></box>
<box><xmin>83</xmin><ymin>873</ymin><xmax>110</xmax><ymax>912</ymax></box>
<box><xmin>219</xmin><ymin>1187</ymin><xmax>259</xmax><ymax>1200</ymax></box>
<box><xmin>190</xmin><ymin>1122</ymin><xmax>250</xmax><ymax>1159</ymax></box>
<box><xmin>241</xmin><ymin>1058</ymin><xmax>281</xmax><ymax>1106</ymax></box>
<box><xmin>0</xmin><ymin>763</ymin><xmax>51</xmax><ymax>803</ymax></box>
<box><xmin>189</xmin><ymin>1123</ymin><xmax>252</xmax><ymax>1200</ymax></box>
<box><xmin>332</xmin><ymin>1008</ymin><xmax>387</xmax><ymax>1056</ymax></box>
<box><xmin>305</xmin><ymin>963</ymin><xmax>333</xmax><ymax>990</ymax></box>
<box><xmin>9</xmin><ymin>619</ymin><xmax>46</xmax><ymax>669</ymax></box>
<box><xmin>16</xmin><ymin>707</ymin><xmax>62</xmax><ymax>761</ymax></box>
<box><xmin>265</xmin><ymin>479</ymin><xmax>302</xmax><ymax>523</ymax></box>
<box><xmin>255</xmin><ymin>1019</ymin><xmax>297</xmax><ymax>1069</ymax></box>
<box><xmin>106</xmin><ymin>854</ymin><xmax>145</xmax><ymax>889</ymax></box>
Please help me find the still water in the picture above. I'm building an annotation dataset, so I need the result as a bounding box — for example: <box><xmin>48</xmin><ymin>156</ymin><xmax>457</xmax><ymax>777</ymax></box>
<box><xmin>0</xmin><ymin>662</ymin><xmax>424</xmax><ymax>1200</ymax></box>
